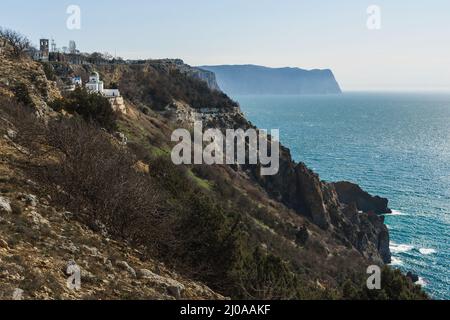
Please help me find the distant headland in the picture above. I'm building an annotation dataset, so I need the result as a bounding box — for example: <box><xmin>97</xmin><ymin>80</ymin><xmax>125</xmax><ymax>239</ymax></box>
<box><xmin>199</xmin><ymin>64</ymin><xmax>342</xmax><ymax>95</ymax></box>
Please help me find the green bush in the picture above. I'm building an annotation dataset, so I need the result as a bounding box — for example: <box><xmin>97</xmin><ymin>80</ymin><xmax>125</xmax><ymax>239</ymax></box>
<box><xmin>49</xmin><ymin>87</ymin><xmax>117</xmax><ymax>131</ymax></box>
<box><xmin>41</xmin><ymin>62</ymin><xmax>56</xmax><ymax>81</ymax></box>
<box><xmin>341</xmin><ymin>267</ymin><xmax>428</xmax><ymax>300</ymax></box>
<box><xmin>13</xmin><ymin>83</ymin><xmax>33</xmax><ymax>106</ymax></box>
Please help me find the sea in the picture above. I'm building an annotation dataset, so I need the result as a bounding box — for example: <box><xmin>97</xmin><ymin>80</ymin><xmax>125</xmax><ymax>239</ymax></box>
<box><xmin>234</xmin><ymin>92</ymin><xmax>450</xmax><ymax>300</ymax></box>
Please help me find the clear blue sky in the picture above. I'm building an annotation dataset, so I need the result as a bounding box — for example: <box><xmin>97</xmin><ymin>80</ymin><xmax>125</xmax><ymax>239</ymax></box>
<box><xmin>1</xmin><ymin>0</ymin><xmax>449</xmax><ymax>91</ymax></box>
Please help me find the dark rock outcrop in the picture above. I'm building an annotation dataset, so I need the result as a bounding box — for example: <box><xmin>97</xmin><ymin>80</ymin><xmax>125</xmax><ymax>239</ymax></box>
<box><xmin>251</xmin><ymin>146</ymin><xmax>332</xmax><ymax>230</ymax></box>
<box><xmin>294</xmin><ymin>164</ymin><xmax>331</xmax><ymax>230</ymax></box>
<box><xmin>295</xmin><ymin>225</ymin><xmax>309</xmax><ymax>246</ymax></box>
<box><xmin>407</xmin><ymin>272</ymin><xmax>420</xmax><ymax>283</ymax></box>
<box><xmin>249</xmin><ymin>146</ymin><xmax>391</xmax><ymax>264</ymax></box>
<box><xmin>333</xmin><ymin>181</ymin><xmax>392</xmax><ymax>214</ymax></box>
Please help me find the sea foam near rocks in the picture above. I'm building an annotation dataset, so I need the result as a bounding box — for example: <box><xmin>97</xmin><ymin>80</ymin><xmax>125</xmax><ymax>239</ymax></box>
<box><xmin>416</xmin><ymin>277</ymin><xmax>427</xmax><ymax>287</ymax></box>
<box><xmin>389</xmin><ymin>256</ymin><xmax>404</xmax><ymax>266</ymax></box>
<box><xmin>390</xmin><ymin>209</ymin><xmax>407</xmax><ymax>216</ymax></box>
<box><xmin>390</xmin><ymin>242</ymin><xmax>414</xmax><ymax>254</ymax></box>
<box><xmin>419</xmin><ymin>248</ymin><xmax>437</xmax><ymax>255</ymax></box>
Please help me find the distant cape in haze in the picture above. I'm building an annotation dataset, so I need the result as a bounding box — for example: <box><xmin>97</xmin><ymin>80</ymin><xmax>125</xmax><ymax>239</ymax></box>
<box><xmin>199</xmin><ymin>64</ymin><xmax>342</xmax><ymax>95</ymax></box>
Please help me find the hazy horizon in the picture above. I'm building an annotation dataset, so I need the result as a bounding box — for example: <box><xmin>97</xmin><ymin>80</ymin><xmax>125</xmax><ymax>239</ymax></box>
<box><xmin>1</xmin><ymin>0</ymin><xmax>449</xmax><ymax>91</ymax></box>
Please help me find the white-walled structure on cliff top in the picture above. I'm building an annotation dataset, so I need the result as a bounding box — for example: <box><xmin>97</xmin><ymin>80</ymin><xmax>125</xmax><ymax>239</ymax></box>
<box><xmin>86</xmin><ymin>72</ymin><xmax>120</xmax><ymax>98</ymax></box>
<box><xmin>86</xmin><ymin>72</ymin><xmax>126</xmax><ymax>114</ymax></box>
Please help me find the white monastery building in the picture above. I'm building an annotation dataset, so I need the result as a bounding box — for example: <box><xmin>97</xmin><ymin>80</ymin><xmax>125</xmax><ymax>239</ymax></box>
<box><xmin>86</xmin><ymin>72</ymin><xmax>120</xmax><ymax>97</ymax></box>
<box><xmin>86</xmin><ymin>72</ymin><xmax>126</xmax><ymax>114</ymax></box>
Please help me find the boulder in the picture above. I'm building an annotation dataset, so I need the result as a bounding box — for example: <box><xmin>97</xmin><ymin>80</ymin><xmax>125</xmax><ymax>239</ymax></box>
<box><xmin>136</xmin><ymin>268</ymin><xmax>157</xmax><ymax>279</ymax></box>
<box><xmin>0</xmin><ymin>196</ymin><xmax>12</xmax><ymax>213</ymax></box>
<box><xmin>81</xmin><ymin>245</ymin><xmax>100</xmax><ymax>257</ymax></box>
<box><xmin>116</xmin><ymin>261</ymin><xmax>137</xmax><ymax>278</ymax></box>
<box><xmin>12</xmin><ymin>288</ymin><xmax>24</xmax><ymax>300</ymax></box>
<box><xmin>104</xmin><ymin>259</ymin><xmax>114</xmax><ymax>271</ymax></box>
<box><xmin>7</xmin><ymin>128</ymin><xmax>17</xmax><ymax>139</ymax></box>
<box><xmin>18</xmin><ymin>194</ymin><xmax>38</xmax><ymax>207</ymax></box>
<box><xmin>28</xmin><ymin>210</ymin><xmax>50</xmax><ymax>229</ymax></box>
<box><xmin>167</xmin><ymin>285</ymin><xmax>182</xmax><ymax>300</ymax></box>
<box><xmin>114</xmin><ymin>132</ymin><xmax>128</xmax><ymax>145</ymax></box>
<box><xmin>136</xmin><ymin>268</ymin><xmax>185</xmax><ymax>299</ymax></box>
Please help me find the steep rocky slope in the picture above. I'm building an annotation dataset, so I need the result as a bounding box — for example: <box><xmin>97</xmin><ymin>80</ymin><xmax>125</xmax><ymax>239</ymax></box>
<box><xmin>248</xmin><ymin>153</ymin><xmax>391</xmax><ymax>265</ymax></box>
<box><xmin>0</xmin><ymin>54</ymin><xmax>223</xmax><ymax>300</ymax></box>
<box><xmin>0</xmin><ymin>48</ymin><xmax>427</xmax><ymax>300</ymax></box>
<box><xmin>0</xmin><ymin>113</ymin><xmax>222</xmax><ymax>301</ymax></box>
<box><xmin>83</xmin><ymin>60</ymin><xmax>389</xmax><ymax>264</ymax></box>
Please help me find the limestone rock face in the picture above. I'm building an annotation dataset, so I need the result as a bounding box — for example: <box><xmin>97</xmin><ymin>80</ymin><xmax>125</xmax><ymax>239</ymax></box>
<box><xmin>166</xmin><ymin>99</ymin><xmax>244</xmax><ymax>127</ymax></box>
<box><xmin>190</xmin><ymin>68</ymin><xmax>221</xmax><ymax>91</ymax></box>
<box><xmin>0</xmin><ymin>50</ymin><xmax>61</xmax><ymax>116</ymax></box>
<box><xmin>294</xmin><ymin>163</ymin><xmax>331</xmax><ymax>230</ymax></box>
<box><xmin>253</xmin><ymin>148</ymin><xmax>331</xmax><ymax>230</ymax></box>
<box><xmin>168</xmin><ymin>60</ymin><xmax>221</xmax><ymax>91</ymax></box>
<box><xmin>109</xmin><ymin>96</ymin><xmax>127</xmax><ymax>114</ymax></box>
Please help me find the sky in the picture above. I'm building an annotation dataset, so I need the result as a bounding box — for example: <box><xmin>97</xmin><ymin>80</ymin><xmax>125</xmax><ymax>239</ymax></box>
<box><xmin>1</xmin><ymin>0</ymin><xmax>449</xmax><ymax>91</ymax></box>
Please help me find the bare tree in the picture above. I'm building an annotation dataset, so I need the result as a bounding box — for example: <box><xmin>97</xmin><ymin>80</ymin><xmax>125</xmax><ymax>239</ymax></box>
<box><xmin>0</xmin><ymin>27</ymin><xmax>31</xmax><ymax>58</ymax></box>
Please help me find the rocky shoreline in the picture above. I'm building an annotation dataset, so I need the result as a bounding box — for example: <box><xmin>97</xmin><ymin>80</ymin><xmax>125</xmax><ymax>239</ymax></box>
<box><xmin>159</xmin><ymin>63</ymin><xmax>394</xmax><ymax>266</ymax></box>
<box><xmin>333</xmin><ymin>181</ymin><xmax>392</xmax><ymax>215</ymax></box>
<box><xmin>249</xmin><ymin>151</ymin><xmax>392</xmax><ymax>264</ymax></box>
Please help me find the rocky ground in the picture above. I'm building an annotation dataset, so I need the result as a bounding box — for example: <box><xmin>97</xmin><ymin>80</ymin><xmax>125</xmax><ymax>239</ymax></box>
<box><xmin>0</xmin><ymin>123</ymin><xmax>223</xmax><ymax>300</ymax></box>
<box><xmin>0</xmin><ymin>54</ymin><xmax>60</xmax><ymax>116</ymax></box>
<box><xmin>0</xmin><ymin>44</ymin><xmax>427</xmax><ymax>300</ymax></box>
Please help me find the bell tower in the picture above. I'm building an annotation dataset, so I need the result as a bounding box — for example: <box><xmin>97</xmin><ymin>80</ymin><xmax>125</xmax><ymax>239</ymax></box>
<box><xmin>39</xmin><ymin>39</ymin><xmax>49</xmax><ymax>61</ymax></box>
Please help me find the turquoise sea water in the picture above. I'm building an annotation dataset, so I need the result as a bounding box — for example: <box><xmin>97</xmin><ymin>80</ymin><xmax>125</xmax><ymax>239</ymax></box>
<box><xmin>234</xmin><ymin>92</ymin><xmax>450</xmax><ymax>300</ymax></box>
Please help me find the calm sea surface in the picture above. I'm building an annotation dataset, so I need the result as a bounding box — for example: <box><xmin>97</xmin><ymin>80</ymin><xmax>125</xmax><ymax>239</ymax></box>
<box><xmin>234</xmin><ymin>92</ymin><xmax>450</xmax><ymax>299</ymax></box>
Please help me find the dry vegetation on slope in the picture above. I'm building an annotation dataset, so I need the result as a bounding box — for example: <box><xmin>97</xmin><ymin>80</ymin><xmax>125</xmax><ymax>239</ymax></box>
<box><xmin>0</xmin><ymin>36</ymin><xmax>427</xmax><ymax>300</ymax></box>
<box><xmin>0</xmin><ymin>98</ymin><xmax>225</xmax><ymax>300</ymax></box>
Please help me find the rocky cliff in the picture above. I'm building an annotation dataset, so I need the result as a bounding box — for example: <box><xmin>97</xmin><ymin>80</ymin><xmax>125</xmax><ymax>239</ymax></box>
<box><xmin>149</xmin><ymin>59</ymin><xmax>221</xmax><ymax>91</ymax></box>
<box><xmin>247</xmin><ymin>147</ymin><xmax>391</xmax><ymax>264</ymax></box>
<box><xmin>0</xmin><ymin>46</ymin><xmax>427</xmax><ymax>299</ymax></box>
<box><xmin>333</xmin><ymin>181</ymin><xmax>392</xmax><ymax>214</ymax></box>
<box><xmin>90</xmin><ymin>59</ymin><xmax>389</xmax><ymax>265</ymax></box>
